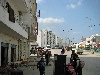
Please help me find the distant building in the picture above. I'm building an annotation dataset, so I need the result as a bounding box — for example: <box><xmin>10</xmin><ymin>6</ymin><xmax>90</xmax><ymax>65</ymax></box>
<box><xmin>36</xmin><ymin>29</ymin><xmax>63</xmax><ymax>48</ymax></box>
<box><xmin>36</xmin><ymin>29</ymin><xmax>42</xmax><ymax>47</ymax></box>
<box><xmin>79</xmin><ymin>34</ymin><xmax>100</xmax><ymax>48</ymax></box>
<box><xmin>55</xmin><ymin>36</ymin><xmax>63</xmax><ymax>48</ymax></box>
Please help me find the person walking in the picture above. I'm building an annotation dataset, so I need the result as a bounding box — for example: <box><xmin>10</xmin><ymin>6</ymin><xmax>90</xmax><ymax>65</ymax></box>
<box><xmin>45</xmin><ymin>50</ymin><xmax>50</xmax><ymax>65</ymax></box>
<box><xmin>60</xmin><ymin>50</ymin><xmax>65</xmax><ymax>55</ymax></box>
<box><xmin>37</xmin><ymin>58</ymin><xmax>45</xmax><ymax>75</ymax></box>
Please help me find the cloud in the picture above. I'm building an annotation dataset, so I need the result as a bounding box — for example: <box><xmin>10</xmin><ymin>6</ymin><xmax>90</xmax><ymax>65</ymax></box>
<box><xmin>66</xmin><ymin>4</ymin><xmax>76</xmax><ymax>9</ymax></box>
<box><xmin>77</xmin><ymin>1</ymin><xmax>81</xmax><ymax>5</ymax></box>
<box><xmin>36</xmin><ymin>0</ymin><xmax>44</xmax><ymax>3</ymax></box>
<box><xmin>38</xmin><ymin>17</ymin><xmax>64</xmax><ymax>25</ymax></box>
<box><xmin>66</xmin><ymin>0</ymin><xmax>82</xmax><ymax>9</ymax></box>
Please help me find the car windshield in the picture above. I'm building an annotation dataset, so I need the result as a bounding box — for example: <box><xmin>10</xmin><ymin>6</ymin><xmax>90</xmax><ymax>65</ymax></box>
<box><xmin>47</xmin><ymin>46</ymin><xmax>51</xmax><ymax>48</ymax></box>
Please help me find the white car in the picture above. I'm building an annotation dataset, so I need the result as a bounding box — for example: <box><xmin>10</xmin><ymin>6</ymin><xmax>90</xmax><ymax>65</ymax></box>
<box><xmin>44</xmin><ymin>45</ymin><xmax>51</xmax><ymax>50</ymax></box>
<box><xmin>76</xmin><ymin>48</ymin><xmax>83</xmax><ymax>54</ymax></box>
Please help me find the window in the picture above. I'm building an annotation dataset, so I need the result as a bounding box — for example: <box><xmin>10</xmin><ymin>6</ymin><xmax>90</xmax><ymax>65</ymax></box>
<box><xmin>87</xmin><ymin>41</ymin><xmax>90</xmax><ymax>43</ymax></box>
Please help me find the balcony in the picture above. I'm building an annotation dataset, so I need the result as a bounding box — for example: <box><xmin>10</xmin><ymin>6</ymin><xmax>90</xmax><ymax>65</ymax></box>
<box><xmin>12</xmin><ymin>0</ymin><xmax>28</xmax><ymax>12</ymax></box>
<box><xmin>28</xmin><ymin>26</ymin><xmax>37</xmax><ymax>42</ymax></box>
<box><xmin>0</xmin><ymin>4</ymin><xmax>28</xmax><ymax>39</ymax></box>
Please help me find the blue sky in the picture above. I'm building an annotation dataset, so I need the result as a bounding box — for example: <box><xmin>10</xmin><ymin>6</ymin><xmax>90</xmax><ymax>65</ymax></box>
<box><xmin>36</xmin><ymin>0</ymin><xmax>100</xmax><ymax>43</ymax></box>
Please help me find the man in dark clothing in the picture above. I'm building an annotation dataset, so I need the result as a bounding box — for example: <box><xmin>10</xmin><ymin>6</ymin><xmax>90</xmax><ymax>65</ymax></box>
<box><xmin>45</xmin><ymin>50</ymin><xmax>50</xmax><ymax>65</ymax></box>
<box><xmin>70</xmin><ymin>50</ymin><xmax>79</xmax><ymax>69</ymax></box>
<box><xmin>37</xmin><ymin>58</ymin><xmax>45</xmax><ymax>75</ymax></box>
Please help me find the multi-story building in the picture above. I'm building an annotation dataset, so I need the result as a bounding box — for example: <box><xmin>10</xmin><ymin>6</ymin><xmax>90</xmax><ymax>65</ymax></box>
<box><xmin>79</xmin><ymin>34</ymin><xmax>100</xmax><ymax>48</ymax></box>
<box><xmin>47</xmin><ymin>31</ymin><xmax>56</xmax><ymax>48</ymax></box>
<box><xmin>90</xmin><ymin>34</ymin><xmax>100</xmax><ymax>44</ymax></box>
<box><xmin>37</xmin><ymin>29</ymin><xmax>57</xmax><ymax>48</ymax></box>
<box><xmin>0</xmin><ymin>0</ymin><xmax>37</xmax><ymax>66</ymax></box>
<box><xmin>41</xmin><ymin>29</ymin><xmax>48</xmax><ymax>47</ymax></box>
<box><xmin>55</xmin><ymin>36</ymin><xmax>63</xmax><ymax>48</ymax></box>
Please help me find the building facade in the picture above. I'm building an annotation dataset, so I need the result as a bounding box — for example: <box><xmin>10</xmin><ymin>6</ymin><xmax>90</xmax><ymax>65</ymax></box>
<box><xmin>37</xmin><ymin>29</ymin><xmax>57</xmax><ymax>48</ymax></box>
<box><xmin>36</xmin><ymin>29</ymin><xmax>42</xmax><ymax>47</ymax></box>
<box><xmin>79</xmin><ymin>34</ymin><xmax>100</xmax><ymax>48</ymax></box>
<box><xmin>55</xmin><ymin>36</ymin><xmax>63</xmax><ymax>48</ymax></box>
<box><xmin>0</xmin><ymin>0</ymin><xmax>37</xmax><ymax>66</ymax></box>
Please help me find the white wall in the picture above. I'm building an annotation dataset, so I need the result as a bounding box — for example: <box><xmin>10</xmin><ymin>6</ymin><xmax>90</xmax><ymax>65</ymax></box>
<box><xmin>0</xmin><ymin>3</ymin><xmax>28</xmax><ymax>39</ymax></box>
<box><xmin>0</xmin><ymin>32</ymin><xmax>18</xmax><ymax>65</ymax></box>
<box><xmin>37</xmin><ymin>30</ymin><xmax>42</xmax><ymax>47</ymax></box>
<box><xmin>41</xmin><ymin>29</ymin><xmax>48</xmax><ymax>47</ymax></box>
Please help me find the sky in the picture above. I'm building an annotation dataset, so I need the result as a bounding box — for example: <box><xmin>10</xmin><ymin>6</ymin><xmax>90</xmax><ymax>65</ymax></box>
<box><xmin>36</xmin><ymin>0</ymin><xmax>100</xmax><ymax>44</ymax></box>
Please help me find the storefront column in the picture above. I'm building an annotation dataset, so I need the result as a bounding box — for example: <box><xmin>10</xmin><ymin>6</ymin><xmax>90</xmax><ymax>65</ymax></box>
<box><xmin>8</xmin><ymin>44</ymin><xmax>11</xmax><ymax>63</ymax></box>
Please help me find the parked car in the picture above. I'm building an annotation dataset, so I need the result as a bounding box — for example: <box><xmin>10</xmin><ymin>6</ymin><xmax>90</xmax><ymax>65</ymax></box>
<box><xmin>44</xmin><ymin>45</ymin><xmax>51</xmax><ymax>50</ymax></box>
<box><xmin>95</xmin><ymin>49</ymin><xmax>100</xmax><ymax>52</ymax></box>
<box><xmin>43</xmin><ymin>45</ymin><xmax>52</xmax><ymax>56</ymax></box>
<box><xmin>91</xmin><ymin>49</ymin><xmax>95</xmax><ymax>54</ymax></box>
<box><xmin>76</xmin><ymin>48</ymin><xmax>83</xmax><ymax>54</ymax></box>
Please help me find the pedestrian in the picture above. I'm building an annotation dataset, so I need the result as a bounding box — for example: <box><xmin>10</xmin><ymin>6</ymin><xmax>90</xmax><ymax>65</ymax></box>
<box><xmin>60</xmin><ymin>50</ymin><xmax>65</xmax><ymax>55</ymax></box>
<box><xmin>37</xmin><ymin>58</ymin><xmax>45</xmax><ymax>75</ymax></box>
<box><xmin>45</xmin><ymin>50</ymin><xmax>50</xmax><ymax>65</ymax></box>
<box><xmin>70</xmin><ymin>50</ymin><xmax>79</xmax><ymax>69</ymax></box>
<box><xmin>62</xmin><ymin>47</ymin><xmax>65</xmax><ymax>53</ymax></box>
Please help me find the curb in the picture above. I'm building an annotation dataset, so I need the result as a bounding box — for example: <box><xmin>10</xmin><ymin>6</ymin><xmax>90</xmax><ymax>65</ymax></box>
<box><xmin>94</xmin><ymin>52</ymin><xmax>100</xmax><ymax>56</ymax></box>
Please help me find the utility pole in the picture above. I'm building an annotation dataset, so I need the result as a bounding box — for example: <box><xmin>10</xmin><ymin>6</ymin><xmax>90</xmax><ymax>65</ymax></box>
<box><xmin>65</xmin><ymin>37</ymin><xmax>66</xmax><ymax>47</ymax></box>
<box><xmin>69</xmin><ymin>39</ymin><xmax>70</xmax><ymax>47</ymax></box>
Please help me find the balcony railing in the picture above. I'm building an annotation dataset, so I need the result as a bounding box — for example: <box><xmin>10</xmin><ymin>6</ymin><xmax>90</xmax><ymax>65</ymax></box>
<box><xmin>0</xmin><ymin>0</ymin><xmax>28</xmax><ymax>33</ymax></box>
<box><xmin>0</xmin><ymin>0</ymin><xmax>7</xmax><ymax>10</ymax></box>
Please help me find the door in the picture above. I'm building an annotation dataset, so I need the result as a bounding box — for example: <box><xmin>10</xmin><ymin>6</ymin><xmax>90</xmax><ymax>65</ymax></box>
<box><xmin>11</xmin><ymin>44</ymin><xmax>16</xmax><ymax>62</ymax></box>
<box><xmin>1</xmin><ymin>42</ymin><xmax>9</xmax><ymax>67</ymax></box>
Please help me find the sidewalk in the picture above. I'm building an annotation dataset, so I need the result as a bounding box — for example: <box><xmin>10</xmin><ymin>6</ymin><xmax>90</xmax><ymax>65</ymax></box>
<box><xmin>17</xmin><ymin>56</ymin><xmax>54</xmax><ymax>75</ymax></box>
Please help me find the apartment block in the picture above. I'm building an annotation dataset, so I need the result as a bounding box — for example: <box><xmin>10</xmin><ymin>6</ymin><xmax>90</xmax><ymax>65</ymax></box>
<box><xmin>55</xmin><ymin>36</ymin><xmax>63</xmax><ymax>48</ymax></box>
<box><xmin>0</xmin><ymin>0</ymin><xmax>37</xmax><ymax>66</ymax></box>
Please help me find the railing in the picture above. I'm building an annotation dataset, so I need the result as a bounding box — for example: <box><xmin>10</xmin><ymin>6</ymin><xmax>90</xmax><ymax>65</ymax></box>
<box><xmin>0</xmin><ymin>0</ymin><xmax>28</xmax><ymax>33</ymax></box>
<box><xmin>0</xmin><ymin>0</ymin><xmax>7</xmax><ymax>10</ymax></box>
<box><xmin>14</xmin><ymin>13</ymin><xmax>28</xmax><ymax>33</ymax></box>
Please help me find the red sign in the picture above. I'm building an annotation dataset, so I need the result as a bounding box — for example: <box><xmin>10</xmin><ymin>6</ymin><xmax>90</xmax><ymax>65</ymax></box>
<box><xmin>35</xmin><ymin>22</ymin><xmax>38</xmax><ymax>35</ymax></box>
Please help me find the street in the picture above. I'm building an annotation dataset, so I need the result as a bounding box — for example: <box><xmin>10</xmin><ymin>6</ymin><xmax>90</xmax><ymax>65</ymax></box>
<box><xmin>52</xmin><ymin>49</ymin><xmax>100</xmax><ymax>75</ymax></box>
<box><xmin>18</xmin><ymin>49</ymin><xmax>100</xmax><ymax>75</ymax></box>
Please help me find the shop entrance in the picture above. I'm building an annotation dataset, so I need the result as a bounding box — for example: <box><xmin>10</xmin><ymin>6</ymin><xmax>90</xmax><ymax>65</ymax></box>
<box><xmin>11</xmin><ymin>44</ymin><xmax>16</xmax><ymax>62</ymax></box>
<box><xmin>1</xmin><ymin>42</ymin><xmax>9</xmax><ymax>66</ymax></box>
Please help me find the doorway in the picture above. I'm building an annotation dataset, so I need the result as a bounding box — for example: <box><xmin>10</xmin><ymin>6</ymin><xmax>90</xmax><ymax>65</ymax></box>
<box><xmin>11</xmin><ymin>44</ymin><xmax>16</xmax><ymax>62</ymax></box>
<box><xmin>1</xmin><ymin>42</ymin><xmax>9</xmax><ymax>66</ymax></box>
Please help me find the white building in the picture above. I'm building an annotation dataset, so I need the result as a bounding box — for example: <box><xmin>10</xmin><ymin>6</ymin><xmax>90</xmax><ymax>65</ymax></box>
<box><xmin>36</xmin><ymin>29</ymin><xmax>63</xmax><ymax>48</ymax></box>
<box><xmin>55</xmin><ymin>36</ymin><xmax>63</xmax><ymax>48</ymax></box>
<box><xmin>37</xmin><ymin>29</ymin><xmax>57</xmax><ymax>48</ymax></box>
<box><xmin>0</xmin><ymin>0</ymin><xmax>37</xmax><ymax>66</ymax></box>
<box><xmin>41</xmin><ymin>29</ymin><xmax>48</xmax><ymax>48</ymax></box>
<box><xmin>36</xmin><ymin>29</ymin><xmax>42</xmax><ymax>47</ymax></box>
<box><xmin>80</xmin><ymin>34</ymin><xmax>100</xmax><ymax>48</ymax></box>
<box><xmin>47</xmin><ymin>31</ymin><xmax>56</xmax><ymax>48</ymax></box>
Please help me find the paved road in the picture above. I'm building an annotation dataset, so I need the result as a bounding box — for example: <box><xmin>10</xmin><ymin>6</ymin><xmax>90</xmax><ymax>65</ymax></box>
<box><xmin>18</xmin><ymin>49</ymin><xmax>100</xmax><ymax>75</ymax></box>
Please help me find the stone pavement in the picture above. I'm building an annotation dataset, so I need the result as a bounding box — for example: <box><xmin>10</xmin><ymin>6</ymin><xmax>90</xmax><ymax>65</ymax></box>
<box><xmin>17</xmin><ymin>56</ymin><xmax>54</xmax><ymax>75</ymax></box>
